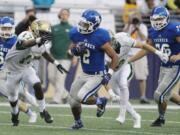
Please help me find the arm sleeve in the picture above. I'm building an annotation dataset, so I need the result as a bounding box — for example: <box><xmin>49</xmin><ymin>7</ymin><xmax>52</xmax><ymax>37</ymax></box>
<box><xmin>116</xmin><ymin>32</ymin><xmax>136</xmax><ymax>47</ymax></box>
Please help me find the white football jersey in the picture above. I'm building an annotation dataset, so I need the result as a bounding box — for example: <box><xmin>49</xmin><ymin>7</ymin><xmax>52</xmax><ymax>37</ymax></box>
<box><xmin>105</xmin><ymin>32</ymin><xmax>136</xmax><ymax>67</ymax></box>
<box><xmin>115</xmin><ymin>32</ymin><xmax>136</xmax><ymax>61</ymax></box>
<box><xmin>5</xmin><ymin>31</ymin><xmax>49</xmax><ymax>71</ymax></box>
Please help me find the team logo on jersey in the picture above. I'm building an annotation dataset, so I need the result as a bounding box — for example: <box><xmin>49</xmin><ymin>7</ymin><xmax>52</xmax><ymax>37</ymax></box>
<box><xmin>77</xmin><ymin>39</ymin><xmax>96</xmax><ymax>50</ymax></box>
<box><xmin>158</xmin><ymin>34</ymin><xmax>162</xmax><ymax>37</ymax></box>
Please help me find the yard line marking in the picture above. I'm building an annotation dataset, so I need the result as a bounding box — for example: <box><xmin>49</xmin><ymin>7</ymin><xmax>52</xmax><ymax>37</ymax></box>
<box><xmin>0</xmin><ymin>103</ymin><xmax>179</xmax><ymax>109</ymax></box>
<box><xmin>0</xmin><ymin>111</ymin><xmax>180</xmax><ymax>124</ymax></box>
<box><xmin>0</xmin><ymin>122</ymin><xmax>177</xmax><ymax>135</ymax></box>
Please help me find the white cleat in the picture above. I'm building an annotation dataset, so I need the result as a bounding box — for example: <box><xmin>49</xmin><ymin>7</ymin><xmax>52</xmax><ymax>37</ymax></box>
<box><xmin>116</xmin><ymin>116</ymin><xmax>125</xmax><ymax>124</ymax></box>
<box><xmin>28</xmin><ymin>112</ymin><xmax>37</xmax><ymax>123</ymax></box>
<box><xmin>133</xmin><ymin>113</ymin><xmax>141</xmax><ymax>128</ymax></box>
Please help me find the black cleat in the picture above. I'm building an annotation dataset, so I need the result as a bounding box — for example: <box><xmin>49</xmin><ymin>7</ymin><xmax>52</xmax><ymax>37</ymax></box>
<box><xmin>40</xmin><ymin>110</ymin><xmax>53</xmax><ymax>123</ymax></box>
<box><xmin>11</xmin><ymin>112</ymin><xmax>19</xmax><ymax>126</ymax></box>
<box><xmin>71</xmin><ymin>120</ymin><xmax>84</xmax><ymax>130</ymax></box>
<box><xmin>151</xmin><ymin>117</ymin><xmax>165</xmax><ymax>127</ymax></box>
<box><xmin>96</xmin><ymin>97</ymin><xmax>107</xmax><ymax>117</ymax></box>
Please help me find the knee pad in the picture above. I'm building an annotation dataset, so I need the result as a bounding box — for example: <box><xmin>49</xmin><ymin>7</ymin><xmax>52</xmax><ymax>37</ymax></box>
<box><xmin>77</xmin><ymin>91</ymin><xmax>85</xmax><ymax>103</ymax></box>
<box><xmin>8</xmin><ymin>94</ymin><xmax>18</xmax><ymax>103</ymax></box>
<box><xmin>154</xmin><ymin>91</ymin><xmax>161</xmax><ymax>103</ymax></box>
<box><xmin>68</xmin><ymin>96</ymin><xmax>81</xmax><ymax>108</ymax></box>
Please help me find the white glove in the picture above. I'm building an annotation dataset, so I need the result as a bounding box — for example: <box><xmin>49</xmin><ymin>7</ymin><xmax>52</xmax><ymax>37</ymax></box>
<box><xmin>155</xmin><ymin>50</ymin><xmax>169</xmax><ymax>63</ymax></box>
<box><xmin>108</xmin><ymin>89</ymin><xmax>120</xmax><ymax>101</ymax></box>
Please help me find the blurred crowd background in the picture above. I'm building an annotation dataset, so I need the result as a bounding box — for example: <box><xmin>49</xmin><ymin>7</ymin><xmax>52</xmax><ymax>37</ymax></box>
<box><xmin>0</xmin><ymin>0</ymin><xmax>179</xmax><ymax>104</ymax></box>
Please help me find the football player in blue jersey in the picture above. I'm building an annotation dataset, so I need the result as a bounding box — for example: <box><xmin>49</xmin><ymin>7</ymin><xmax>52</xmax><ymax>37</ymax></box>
<box><xmin>0</xmin><ymin>16</ymin><xmax>38</xmax><ymax>123</ymax></box>
<box><xmin>68</xmin><ymin>9</ymin><xmax>118</xmax><ymax>129</ymax></box>
<box><xmin>128</xmin><ymin>6</ymin><xmax>180</xmax><ymax>127</ymax></box>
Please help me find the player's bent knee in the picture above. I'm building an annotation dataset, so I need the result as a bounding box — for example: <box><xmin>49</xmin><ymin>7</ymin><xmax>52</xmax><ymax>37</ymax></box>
<box><xmin>68</xmin><ymin>96</ymin><xmax>81</xmax><ymax>108</ymax></box>
<box><xmin>77</xmin><ymin>91</ymin><xmax>85</xmax><ymax>103</ymax></box>
<box><xmin>8</xmin><ymin>95</ymin><xmax>18</xmax><ymax>103</ymax></box>
<box><xmin>154</xmin><ymin>91</ymin><xmax>161</xmax><ymax>103</ymax></box>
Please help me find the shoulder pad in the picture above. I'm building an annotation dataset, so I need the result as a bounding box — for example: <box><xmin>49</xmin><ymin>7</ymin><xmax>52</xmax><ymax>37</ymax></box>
<box><xmin>18</xmin><ymin>31</ymin><xmax>34</xmax><ymax>41</ymax></box>
<box><xmin>115</xmin><ymin>32</ymin><xmax>135</xmax><ymax>47</ymax></box>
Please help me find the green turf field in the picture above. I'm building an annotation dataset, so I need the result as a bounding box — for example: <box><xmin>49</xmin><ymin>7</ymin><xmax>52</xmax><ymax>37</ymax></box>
<box><xmin>0</xmin><ymin>102</ymin><xmax>180</xmax><ymax>135</ymax></box>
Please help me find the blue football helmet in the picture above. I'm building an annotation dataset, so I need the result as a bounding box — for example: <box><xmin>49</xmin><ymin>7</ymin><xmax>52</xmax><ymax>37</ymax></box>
<box><xmin>150</xmin><ymin>6</ymin><xmax>170</xmax><ymax>30</ymax></box>
<box><xmin>0</xmin><ymin>16</ymin><xmax>15</xmax><ymax>38</ymax></box>
<box><xmin>77</xmin><ymin>9</ymin><xmax>102</xmax><ymax>34</ymax></box>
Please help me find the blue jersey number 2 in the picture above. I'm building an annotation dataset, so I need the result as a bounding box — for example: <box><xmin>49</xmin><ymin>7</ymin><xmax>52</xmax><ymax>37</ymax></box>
<box><xmin>83</xmin><ymin>50</ymin><xmax>90</xmax><ymax>64</ymax></box>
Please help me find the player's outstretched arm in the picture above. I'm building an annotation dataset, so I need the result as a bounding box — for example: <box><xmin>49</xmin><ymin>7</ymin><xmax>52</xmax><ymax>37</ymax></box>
<box><xmin>131</xmin><ymin>40</ymin><xmax>169</xmax><ymax>63</ymax></box>
<box><xmin>42</xmin><ymin>52</ymin><xmax>68</xmax><ymax>74</ymax></box>
<box><xmin>128</xmin><ymin>49</ymin><xmax>148</xmax><ymax>63</ymax></box>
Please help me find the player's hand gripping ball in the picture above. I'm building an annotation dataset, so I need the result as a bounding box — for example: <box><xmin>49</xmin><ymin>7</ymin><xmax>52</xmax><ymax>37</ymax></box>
<box><xmin>71</xmin><ymin>42</ymin><xmax>87</xmax><ymax>56</ymax></box>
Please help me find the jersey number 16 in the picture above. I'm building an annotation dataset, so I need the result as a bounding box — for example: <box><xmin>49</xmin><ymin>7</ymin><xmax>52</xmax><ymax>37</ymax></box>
<box><xmin>155</xmin><ymin>43</ymin><xmax>171</xmax><ymax>56</ymax></box>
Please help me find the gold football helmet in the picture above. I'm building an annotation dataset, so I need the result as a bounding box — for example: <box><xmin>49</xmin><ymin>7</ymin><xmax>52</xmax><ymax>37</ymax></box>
<box><xmin>30</xmin><ymin>20</ymin><xmax>51</xmax><ymax>38</ymax></box>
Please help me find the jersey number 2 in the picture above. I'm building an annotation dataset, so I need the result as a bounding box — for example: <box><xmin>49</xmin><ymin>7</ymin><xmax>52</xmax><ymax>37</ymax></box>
<box><xmin>83</xmin><ymin>50</ymin><xmax>90</xmax><ymax>64</ymax></box>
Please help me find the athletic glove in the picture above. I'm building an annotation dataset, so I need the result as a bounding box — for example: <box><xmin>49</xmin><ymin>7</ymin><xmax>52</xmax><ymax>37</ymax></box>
<box><xmin>101</xmin><ymin>73</ymin><xmax>111</xmax><ymax>85</ymax></box>
<box><xmin>54</xmin><ymin>60</ymin><xmax>68</xmax><ymax>74</ymax></box>
<box><xmin>155</xmin><ymin>50</ymin><xmax>169</xmax><ymax>63</ymax></box>
<box><xmin>56</xmin><ymin>64</ymin><xmax>69</xmax><ymax>74</ymax></box>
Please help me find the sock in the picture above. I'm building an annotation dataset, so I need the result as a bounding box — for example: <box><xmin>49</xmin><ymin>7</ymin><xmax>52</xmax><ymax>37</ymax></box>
<box><xmin>119</xmin><ymin>105</ymin><xmax>126</xmax><ymax>118</ymax></box>
<box><xmin>12</xmin><ymin>105</ymin><xmax>19</xmax><ymax>115</ymax></box>
<box><xmin>37</xmin><ymin>99</ymin><xmax>46</xmax><ymax>112</ymax></box>
<box><xmin>96</xmin><ymin>97</ymin><xmax>102</xmax><ymax>105</ymax></box>
<box><xmin>126</xmin><ymin>102</ymin><xmax>138</xmax><ymax>118</ymax></box>
<box><xmin>10</xmin><ymin>100</ymin><xmax>19</xmax><ymax>115</ymax></box>
<box><xmin>158</xmin><ymin>104</ymin><xmax>165</xmax><ymax>120</ymax></box>
<box><xmin>26</xmin><ymin>108</ymin><xmax>33</xmax><ymax>116</ymax></box>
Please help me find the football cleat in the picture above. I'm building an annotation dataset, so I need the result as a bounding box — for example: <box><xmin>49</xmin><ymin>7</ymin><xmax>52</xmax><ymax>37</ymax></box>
<box><xmin>96</xmin><ymin>97</ymin><xmax>107</xmax><ymax>117</ymax></box>
<box><xmin>11</xmin><ymin>112</ymin><xmax>19</xmax><ymax>126</ymax></box>
<box><xmin>151</xmin><ymin>117</ymin><xmax>165</xmax><ymax>127</ymax></box>
<box><xmin>133</xmin><ymin>113</ymin><xmax>141</xmax><ymax>128</ymax></box>
<box><xmin>40</xmin><ymin>110</ymin><xmax>53</xmax><ymax>123</ymax></box>
<box><xmin>28</xmin><ymin>112</ymin><xmax>37</xmax><ymax>123</ymax></box>
<box><xmin>71</xmin><ymin>119</ymin><xmax>84</xmax><ymax>130</ymax></box>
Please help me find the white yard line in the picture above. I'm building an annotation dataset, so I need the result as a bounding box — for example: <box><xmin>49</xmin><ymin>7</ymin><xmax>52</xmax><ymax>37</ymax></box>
<box><xmin>0</xmin><ymin>111</ymin><xmax>180</xmax><ymax>124</ymax></box>
<box><xmin>0</xmin><ymin>122</ymin><xmax>176</xmax><ymax>135</ymax></box>
<box><xmin>0</xmin><ymin>103</ymin><xmax>179</xmax><ymax>109</ymax></box>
